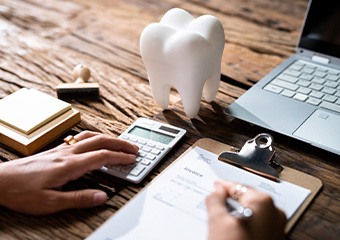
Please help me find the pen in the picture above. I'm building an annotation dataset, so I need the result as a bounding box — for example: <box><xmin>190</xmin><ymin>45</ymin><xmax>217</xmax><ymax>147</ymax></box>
<box><xmin>225</xmin><ymin>197</ymin><xmax>253</xmax><ymax>219</ymax></box>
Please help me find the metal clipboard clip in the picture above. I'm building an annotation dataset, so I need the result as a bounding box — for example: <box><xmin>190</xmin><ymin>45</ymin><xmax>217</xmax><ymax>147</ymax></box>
<box><xmin>218</xmin><ymin>133</ymin><xmax>283</xmax><ymax>182</ymax></box>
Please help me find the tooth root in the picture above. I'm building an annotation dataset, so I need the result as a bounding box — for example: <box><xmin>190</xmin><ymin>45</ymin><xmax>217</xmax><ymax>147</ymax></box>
<box><xmin>203</xmin><ymin>66</ymin><xmax>221</xmax><ymax>102</ymax></box>
<box><xmin>179</xmin><ymin>94</ymin><xmax>201</xmax><ymax>118</ymax></box>
<box><xmin>177</xmin><ymin>80</ymin><xmax>205</xmax><ymax>119</ymax></box>
<box><xmin>149</xmin><ymin>80</ymin><xmax>171</xmax><ymax>110</ymax></box>
<box><xmin>177</xmin><ymin>69</ymin><xmax>220</xmax><ymax>118</ymax></box>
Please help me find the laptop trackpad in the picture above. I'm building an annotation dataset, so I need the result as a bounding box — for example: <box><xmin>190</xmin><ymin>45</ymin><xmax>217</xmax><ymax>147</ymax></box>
<box><xmin>294</xmin><ymin>109</ymin><xmax>340</xmax><ymax>151</ymax></box>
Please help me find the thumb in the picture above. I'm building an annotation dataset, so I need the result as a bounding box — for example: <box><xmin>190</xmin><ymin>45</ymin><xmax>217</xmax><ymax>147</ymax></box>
<box><xmin>47</xmin><ymin>189</ymin><xmax>108</xmax><ymax>212</ymax></box>
<box><xmin>206</xmin><ymin>181</ymin><xmax>228</xmax><ymax>218</ymax></box>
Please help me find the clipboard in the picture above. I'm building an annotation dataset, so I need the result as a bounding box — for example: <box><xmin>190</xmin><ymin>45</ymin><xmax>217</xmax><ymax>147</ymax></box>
<box><xmin>189</xmin><ymin>137</ymin><xmax>322</xmax><ymax>233</ymax></box>
<box><xmin>87</xmin><ymin>136</ymin><xmax>323</xmax><ymax>240</ymax></box>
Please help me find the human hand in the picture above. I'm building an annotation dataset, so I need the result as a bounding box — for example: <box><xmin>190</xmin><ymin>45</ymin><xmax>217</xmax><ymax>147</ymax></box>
<box><xmin>206</xmin><ymin>180</ymin><xmax>286</xmax><ymax>240</ymax></box>
<box><xmin>0</xmin><ymin>131</ymin><xmax>139</xmax><ymax>215</ymax></box>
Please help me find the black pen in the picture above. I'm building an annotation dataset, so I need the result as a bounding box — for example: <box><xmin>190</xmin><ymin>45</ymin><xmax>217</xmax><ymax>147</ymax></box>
<box><xmin>225</xmin><ymin>197</ymin><xmax>253</xmax><ymax>219</ymax></box>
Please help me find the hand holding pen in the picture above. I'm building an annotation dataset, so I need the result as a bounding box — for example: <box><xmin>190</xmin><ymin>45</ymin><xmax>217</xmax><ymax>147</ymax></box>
<box><xmin>205</xmin><ymin>180</ymin><xmax>287</xmax><ymax>240</ymax></box>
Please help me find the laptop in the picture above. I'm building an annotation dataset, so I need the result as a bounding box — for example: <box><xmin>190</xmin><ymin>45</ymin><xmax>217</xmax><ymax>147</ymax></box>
<box><xmin>225</xmin><ymin>0</ymin><xmax>340</xmax><ymax>155</ymax></box>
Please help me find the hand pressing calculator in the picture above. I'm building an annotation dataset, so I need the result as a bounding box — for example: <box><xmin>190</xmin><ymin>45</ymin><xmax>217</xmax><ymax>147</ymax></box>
<box><xmin>100</xmin><ymin>118</ymin><xmax>186</xmax><ymax>183</ymax></box>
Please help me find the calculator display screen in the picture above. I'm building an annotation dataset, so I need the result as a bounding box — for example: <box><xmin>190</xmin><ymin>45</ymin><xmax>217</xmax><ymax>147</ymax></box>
<box><xmin>129</xmin><ymin>126</ymin><xmax>174</xmax><ymax>144</ymax></box>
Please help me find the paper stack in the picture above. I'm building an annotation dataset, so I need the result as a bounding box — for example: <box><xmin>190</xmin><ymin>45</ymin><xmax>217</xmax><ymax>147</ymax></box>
<box><xmin>0</xmin><ymin>88</ymin><xmax>81</xmax><ymax>155</ymax></box>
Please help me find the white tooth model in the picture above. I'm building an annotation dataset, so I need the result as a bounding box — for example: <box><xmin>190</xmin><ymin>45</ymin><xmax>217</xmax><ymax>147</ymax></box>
<box><xmin>140</xmin><ymin>8</ymin><xmax>225</xmax><ymax>118</ymax></box>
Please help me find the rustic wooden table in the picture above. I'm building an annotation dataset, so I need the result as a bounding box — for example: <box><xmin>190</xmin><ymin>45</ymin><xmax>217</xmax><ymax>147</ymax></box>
<box><xmin>0</xmin><ymin>0</ymin><xmax>339</xmax><ymax>239</ymax></box>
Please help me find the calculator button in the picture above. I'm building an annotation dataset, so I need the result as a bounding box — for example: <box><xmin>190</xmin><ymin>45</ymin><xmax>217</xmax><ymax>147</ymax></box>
<box><xmin>129</xmin><ymin>137</ymin><xmax>138</xmax><ymax>142</ymax></box>
<box><xmin>136</xmin><ymin>157</ymin><xmax>143</xmax><ymax>162</ymax></box>
<box><xmin>107</xmin><ymin>165</ymin><xmax>121</xmax><ymax>171</ymax></box>
<box><xmin>130</xmin><ymin>165</ymin><xmax>146</xmax><ymax>176</ymax></box>
<box><xmin>155</xmin><ymin>145</ymin><xmax>165</xmax><ymax>150</ymax></box>
<box><xmin>146</xmin><ymin>142</ymin><xmax>156</xmax><ymax>148</ymax></box>
<box><xmin>120</xmin><ymin>135</ymin><xmax>129</xmax><ymax>140</ymax></box>
<box><xmin>146</xmin><ymin>153</ymin><xmax>156</xmax><ymax>160</ymax></box>
<box><xmin>141</xmin><ymin>159</ymin><xmax>151</xmax><ymax>166</ymax></box>
<box><xmin>136</xmin><ymin>143</ymin><xmax>143</xmax><ymax>148</ymax></box>
<box><xmin>101</xmin><ymin>166</ymin><xmax>108</xmax><ymax>171</ymax></box>
<box><xmin>137</xmin><ymin>139</ymin><xmax>147</xmax><ymax>145</ymax></box>
<box><xmin>120</xmin><ymin>164</ymin><xmax>136</xmax><ymax>174</ymax></box>
<box><xmin>138</xmin><ymin>152</ymin><xmax>147</xmax><ymax>157</ymax></box>
<box><xmin>142</xmin><ymin>146</ymin><xmax>152</xmax><ymax>152</ymax></box>
<box><xmin>151</xmin><ymin>149</ymin><xmax>161</xmax><ymax>155</ymax></box>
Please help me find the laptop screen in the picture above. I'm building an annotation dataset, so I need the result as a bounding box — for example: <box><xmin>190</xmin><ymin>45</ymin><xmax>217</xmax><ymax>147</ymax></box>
<box><xmin>299</xmin><ymin>0</ymin><xmax>340</xmax><ymax>58</ymax></box>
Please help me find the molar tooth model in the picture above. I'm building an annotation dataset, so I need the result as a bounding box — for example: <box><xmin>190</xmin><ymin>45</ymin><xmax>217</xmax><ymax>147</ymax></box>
<box><xmin>140</xmin><ymin>8</ymin><xmax>225</xmax><ymax>118</ymax></box>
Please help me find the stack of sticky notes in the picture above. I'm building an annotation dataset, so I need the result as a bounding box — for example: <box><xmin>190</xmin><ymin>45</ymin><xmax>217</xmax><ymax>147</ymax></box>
<box><xmin>0</xmin><ymin>88</ymin><xmax>81</xmax><ymax>155</ymax></box>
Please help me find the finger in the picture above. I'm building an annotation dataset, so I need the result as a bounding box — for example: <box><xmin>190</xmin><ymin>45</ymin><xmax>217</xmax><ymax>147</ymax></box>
<box><xmin>49</xmin><ymin>150</ymin><xmax>137</xmax><ymax>187</ymax></box>
<box><xmin>59</xmin><ymin>131</ymin><xmax>101</xmax><ymax>147</ymax></box>
<box><xmin>72</xmin><ymin>149</ymin><xmax>137</xmax><ymax>170</ymax></box>
<box><xmin>40</xmin><ymin>189</ymin><xmax>108</xmax><ymax>214</ymax></box>
<box><xmin>214</xmin><ymin>180</ymin><xmax>236</xmax><ymax>195</ymax></box>
<box><xmin>278</xmin><ymin>208</ymin><xmax>287</xmax><ymax>223</ymax></box>
<box><xmin>70</xmin><ymin>134</ymin><xmax>139</xmax><ymax>154</ymax></box>
<box><xmin>74</xmin><ymin>130</ymin><xmax>101</xmax><ymax>141</ymax></box>
<box><xmin>219</xmin><ymin>181</ymin><xmax>279</xmax><ymax>215</ymax></box>
<box><xmin>206</xmin><ymin>181</ymin><xmax>229</xmax><ymax>221</ymax></box>
<box><xmin>217</xmin><ymin>180</ymin><xmax>258</xmax><ymax>202</ymax></box>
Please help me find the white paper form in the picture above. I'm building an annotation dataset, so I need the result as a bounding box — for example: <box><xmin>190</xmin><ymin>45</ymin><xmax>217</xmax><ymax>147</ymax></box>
<box><xmin>87</xmin><ymin>147</ymin><xmax>311</xmax><ymax>240</ymax></box>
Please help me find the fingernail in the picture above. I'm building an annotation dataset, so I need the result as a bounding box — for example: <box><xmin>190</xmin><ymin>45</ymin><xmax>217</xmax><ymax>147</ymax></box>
<box><xmin>133</xmin><ymin>144</ymin><xmax>139</xmax><ymax>150</ymax></box>
<box><xmin>93</xmin><ymin>192</ymin><xmax>108</xmax><ymax>205</ymax></box>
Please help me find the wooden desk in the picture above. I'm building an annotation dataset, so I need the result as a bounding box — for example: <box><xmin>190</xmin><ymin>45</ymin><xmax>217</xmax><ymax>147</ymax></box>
<box><xmin>0</xmin><ymin>0</ymin><xmax>338</xmax><ymax>239</ymax></box>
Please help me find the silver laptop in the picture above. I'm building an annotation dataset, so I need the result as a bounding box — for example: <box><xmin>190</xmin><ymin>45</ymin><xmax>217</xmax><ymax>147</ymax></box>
<box><xmin>225</xmin><ymin>0</ymin><xmax>340</xmax><ymax>155</ymax></box>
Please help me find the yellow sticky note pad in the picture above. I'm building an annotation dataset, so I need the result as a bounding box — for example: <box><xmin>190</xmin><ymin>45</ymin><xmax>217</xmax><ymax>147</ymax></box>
<box><xmin>0</xmin><ymin>88</ymin><xmax>80</xmax><ymax>155</ymax></box>
<box><xmin>0</xmin><ymin>88</ymin><xmax>71</xmax><ymax>134</ymax></box>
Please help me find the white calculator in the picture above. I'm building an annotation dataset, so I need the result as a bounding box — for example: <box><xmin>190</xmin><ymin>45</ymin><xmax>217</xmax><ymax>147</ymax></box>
<box><xmin>100</xmin><ymin>118</ymin><xmax>186</xmax><ymax>183</ymax></box>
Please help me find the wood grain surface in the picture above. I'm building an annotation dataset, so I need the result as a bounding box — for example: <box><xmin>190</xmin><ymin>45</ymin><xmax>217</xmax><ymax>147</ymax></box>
<box><xmin>0</xmin><ymin>0</ymin><xmax>339</xmax><ymax>239</ymax></box>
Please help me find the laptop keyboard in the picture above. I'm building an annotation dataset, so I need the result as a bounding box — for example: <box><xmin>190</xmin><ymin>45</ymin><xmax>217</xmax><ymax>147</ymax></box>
<box><xmin>264</xmin><ymin>60</ymin><xmax>340</xmax><ymax>113</ymax></box>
